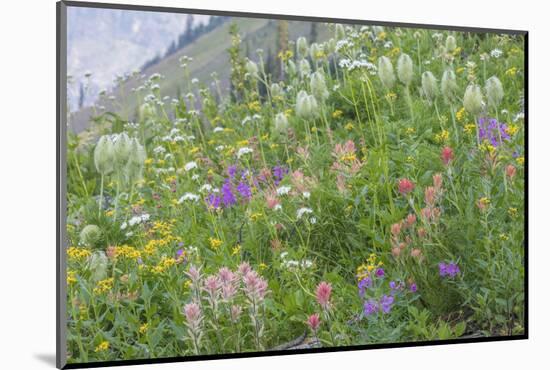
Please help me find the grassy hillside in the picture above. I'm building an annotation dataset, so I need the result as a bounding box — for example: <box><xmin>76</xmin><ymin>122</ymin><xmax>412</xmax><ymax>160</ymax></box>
<box><xmin>69</xmin><ymin>17</ymin><xmax>330</xmax><ymax>134</ymax></box>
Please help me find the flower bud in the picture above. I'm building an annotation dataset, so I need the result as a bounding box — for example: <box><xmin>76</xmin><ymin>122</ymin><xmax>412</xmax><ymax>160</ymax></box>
<box><xmin>245</xmin><ymin>59</ymin><xmax>259</xmax><ymax>78</ymax></box>
<box><xmin>335</xmin><ymin>24</ymin><xmax>346</xmax><ymax>40</ymax></box>
<box><xmin>485</xmin><ymin>76</ymin><xmax>504</xmax><ymax>109</ymax></box>
<box><xmin>421</xmin><ymin>71</ymin><xmax>438</xmax><ymax>101</ymax></box>
<box><xmin>94</xmin><ymin>135</ymin><xmax>114</xmax><ymax>175</ymax></box>
<box><xmin>463</xmin><ymin>84</ymin><xmax>484</xmax><ymax>116</ymax></box>
<box><xmin>378</xmin><ymin>56</ymin><xmax>395</xmax><ymax>90</ymax></box>
<box><xmin>296</xmin><ymin>36</ymin><xmax>309</xmax><ymax>59</ymax></box>
<box><xmin>441</xmin><ymin>68</ymin><xmax>457</xmax><ymax>102</ymax></box>
<box><xmin>80</xmin><ymin>224</ymin><xmax>101</xmax><ymax>247</ymax></box>
<box><xmin>445</xmin><ymin>35</ymin><xmax>457</xmax><ymax>53</ymax></box>
<box><xmin>273</xmin><ymin>112</ymin><xmax>289</xmax><ymax>134</ymax></box>
<box><xmin>309</xmin><ymin>71</ymin><xmax>329</xmax><ymax>101</ymax></box>
<box><xmin>397</xmin><ymin>53</ymin><xmax>413</xmax><ymax>86</ymax></box>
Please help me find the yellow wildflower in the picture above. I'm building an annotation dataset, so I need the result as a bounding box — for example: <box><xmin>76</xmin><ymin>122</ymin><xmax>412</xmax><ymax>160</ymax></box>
<box><xmin>232</xmin><ymin>244</ymin><xmax>241</xmax><ymax>256</ymax></box>
<box><xmin>139</xmin><ymin>323</ymin><xmax>149</xmax><ymax>334</ymax></box>
<box><xmin>93</xmin><ymin>278</ymin><xmax>114</xmax><ymax>295</ymax></box>
<box><xmin>67</xmin><ymin>246</ymin><xmax>91</xmax><ymax>260</ymax></box>
<box><xmin>456</xmin><ymin>107</ymin><xmax>466</xmax><ymax>122</ymax></box>
<box><xmin>345</xmin><ymin>122</ymin><xmax>355</xmax><ymax>131</ymax></box>
<box><xmin>209</xmin><ymin>237</ymin><xmax>223</xmax><ymax>250</ymax></box>
<box><xmin>332</xmin><ymin>110</ymin><xmax>343</xmax><ymax>119</ymax></box>
<box><xmin>94</xmin><ymin>341</ymin><xmax>110</xmax><ymax>352</ymax></box>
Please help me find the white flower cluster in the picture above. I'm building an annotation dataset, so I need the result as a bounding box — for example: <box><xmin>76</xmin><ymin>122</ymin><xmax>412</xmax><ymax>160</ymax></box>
<box><xmin>178</xmin><ymin>193</ymin><xmax>200</xmax><ymax>203</ymax></box>
<box><xmin>280</xmin><ymin>251</ymin><xmax>313</xmax><ymax>270</ymax></box>
<box><xmin>237</xmin><ymin>147</ymin><xmax>253</xmax><ymax>159</ymax></box>
<box><xmin>276</xmin><ymin>185</ymin><xmax>291</xmax><ymax>196</ymax></box>
<box><xmin>120</xmin><ymin>213</ymin><xmax>150</xmax><ymax>230</ymax></box>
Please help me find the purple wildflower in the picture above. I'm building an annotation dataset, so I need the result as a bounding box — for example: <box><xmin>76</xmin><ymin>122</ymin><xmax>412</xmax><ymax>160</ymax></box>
<box><xmin>206</xmin><ymin>194</ymin><xmax>221</xmax><ymax>209</ymax></box>
<box><xmin>221</xmin><ymin>179</ymin><xmax>237</xmax><ymax>207</ymax></box>
<box><xmin>363</xmin><ymin>299</ymin><xmax>378</xmax><ymax>316</ymax></box>
<box><xmin>237</xmin><ymin>181</ymin><xmax>252</xmax><ymax>200</ymax></box>
<box><xmin>439</xmin><ymin>262</ymin><xmax>447</xmax><ymax>277</ymax></box>
<box><xmin>375</xmin><ymin>268</ymin><xmax>385</xmax><ymax>278</ymax></box>
<box><xmin>409</xmin><ymin>283</ymin><xmax>417</xmax><ymax>293</ymax></box>
<box><xmin>227</xmin><ymin>165</ymin><xmax>238</xmax><ymax>178</ymax></box>
<box><xmin>478</xmin><ymin>117</ymin><xmax>511</xmax><ymax>146</ymax></box>
<box><xmin>439</xmin><ymin>262</ymin><xmax>461</xmax><ymax>278</ymax></box>
<box><xmin>379</xmin><ymin>295</ymin><xmax>394</xmax><ymax>313</ymax></box>
<box><xmin>358</xmin><ymin>277</ymin><xmax>372</xmax><ymax>297</ymax></box>
<box><xmin>273</xmin><ymin>165</ymin><xmax>288</xmax><ymax>185</ymax></box>
<box><xmin>176</xmin><ymin>249</ymin><xmax>184</xmax><ymax>258</ymax></box>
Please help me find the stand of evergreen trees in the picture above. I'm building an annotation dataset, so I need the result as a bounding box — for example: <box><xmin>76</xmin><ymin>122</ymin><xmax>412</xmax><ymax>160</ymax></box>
<box><xmin>141</xmin><ymin>15</ymin><xmax>229</xmax><ymax>71</ymax></box>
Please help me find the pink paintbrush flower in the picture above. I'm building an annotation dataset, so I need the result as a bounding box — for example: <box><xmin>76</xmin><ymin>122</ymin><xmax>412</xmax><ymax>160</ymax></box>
<box><xmin>441</xmin><ymin>146</ymin><xmax>454</xmax><ymax>166</ymax></box>
<box><xmin>306</xmin><ymin>313</ymin><xmax>321</xmax><ymax>332</ymax></box>
<box><xmin>398</xmin><ymin>178</ymin><xmax>415</xmax><ymax>196</ymax></box>
<box><xmin>315</xmin><ymin>281</ymin><xmax>332</xmax><ymax>310</ymax></box>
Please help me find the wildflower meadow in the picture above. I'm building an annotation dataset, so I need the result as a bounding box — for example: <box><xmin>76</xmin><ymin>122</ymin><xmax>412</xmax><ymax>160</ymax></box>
<box><xmin>65</xmin><ymin>19</ymin><xmax>525</xmax><ymax>364</ymax></box>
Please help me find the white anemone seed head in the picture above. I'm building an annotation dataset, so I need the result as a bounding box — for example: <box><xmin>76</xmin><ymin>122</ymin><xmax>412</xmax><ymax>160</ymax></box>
<box><xmin>378</xmin><ymin>56</ymin><xmax>395</xmax><ymax>90</ymax></box>
<box><xmin>94</xmin><ymin>135</ymin><xmax>115</xmax><ymax>175</ymax></box>
<box><xmin>463</xmin><ymin>84</ymin><xmax>484</xmax><ymax>116</ymax></box>
<box><xmin>485</xmin><ymin>76</ymin><xmax>504</xmax><ymax>109</ymax></box>
<box><xmin>296</xmin><ymin>36</ymin><xmax>309</xmax><ymax>59</ymax></box>
<box><xmin>441</xmin><ymin>68</ymin><xmax>458</xmax><ymax>102</ymax></box>
<box><xmin>445</xmin><ymin>35</ymin><xmax>457</xmax><ymax>53</ymax></box>
<box><xmin>310</xmin><ymin>71</ymin><xmax>329</xmax><ymax>101</ymax></box>
<box><xmin>421</xmin><ymin>71</ymin><xmax>438</xmax><ymax>101</ymax></box>
<box><xmin>273</xmin><ymin>112</ymin><xmax>289</xmax><ymax>134</ymax></box>
<box><xmin>397</xmin><ymin>53</ymin><xmax>413</xmax><ymax>86</ymax></box>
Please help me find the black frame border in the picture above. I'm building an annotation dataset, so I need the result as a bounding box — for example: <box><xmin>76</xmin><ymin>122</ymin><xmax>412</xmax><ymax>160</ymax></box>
<box><xmin>56</xmin><ymin>1</ymin><xmax>529</xmax><ymax>369</ymax></box>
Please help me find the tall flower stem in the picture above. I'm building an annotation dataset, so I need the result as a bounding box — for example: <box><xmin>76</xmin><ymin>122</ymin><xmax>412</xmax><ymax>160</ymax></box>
<box><xmin>98</xmin><ymin>174</ymin><xmax>104</xmax><ymax>218</ymax></box>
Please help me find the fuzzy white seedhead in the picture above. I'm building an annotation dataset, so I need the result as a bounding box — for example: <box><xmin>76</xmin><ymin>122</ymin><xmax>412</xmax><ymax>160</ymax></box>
<box><xmin>270</xmin><ymin>83</ymin><xmax>284</xmax><ymax>98</ymax></box>
<box><xmin>245</xmin><ymin>59</ymin><xmax>259</xmax><ymax>78</ymax></box>
<box><xmin>94</xmin><ymin>135</ymin><xmax>114</xmax><ymax>175</ymax></box>
<box><xmin>485</xmin><ymin>76</ymin><xmax>504</xmax><ymax>109</ymax></box>
<box><xmin>310</xmin><ymin>43</ymin><xmax>323</xmax><ymax>61</ymax></box>
<box><xmin>397</xmin><ymin>53</ymin><xmax>413</xmax><ymax>86</ymax></box>
<box><xmin>125</xmin><ymin>138</ymin><xmax>146</xmax><ymax>183</ymax></box>
<box><xmin>463</xmin><ymin>84</ymin><xmax>484</xmax><ymax>115</ymax></box>
<box><xmin>299</xmin><ymin>59</ymin><xmax>311</xmax><ymax>78</ymax></box>
<box><xmin>113</xmin><ymin>132</ymin><xmax>132</xmax><ymax>172</ymax></box>
<box><xmin>421</xmin><ymin>71</ymin><xmax>438</xmax><ymax>101</ymax></box>
<box><xmin>274</xmin><ymin>112</ymin><xmax>289</xmax><ymax>134</ymax></box>
<box><xmin>295</xmin><ymin>90</ymin><xmax>318</xmax><ymax>119</ymax></box>
<box><xmin>88</xmin><ymin>251</ymin><xmax>108</xmax><ymax>282</ymax></box>
<box><xmin>378</xmin><ymin>56</ymin><xmax>395</xmax><ymax>90</ymax></box>
<box><xmin>296</xmin><ymin>37</ymin><xmax>309</xmax><ymax>59</ymax></box>
<box><xmin>310</xmin><ymin>71</ymin><xmax>329</xmax><ymax>102</ymax></box>
<box><xmin>80</xmin><ymin>224</ymin><xmax>101</xmax><ymax>247</ymax></box>
<box><xmin>441</xmin><ymin>69</ymin><xmax>458</xmax><ymax>102</ymax></box>
<box><xmin>445</xmin><ymin>35</ymin><xmax>457</xmax><ymax>53</ymax></box>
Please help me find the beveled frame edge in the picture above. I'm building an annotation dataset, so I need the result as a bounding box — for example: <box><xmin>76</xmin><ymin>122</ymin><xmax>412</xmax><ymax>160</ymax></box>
<box><xmin>56</xmin><ymin>1</ymin><xmax>528</xmax><ymax>369</ymax></box>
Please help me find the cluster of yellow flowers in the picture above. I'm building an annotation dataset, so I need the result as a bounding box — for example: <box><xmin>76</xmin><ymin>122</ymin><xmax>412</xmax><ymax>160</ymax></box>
<box><xmin>356</xmin><ymin>253</ymin><xmax>383</xmax><ymax>281</ymax></box>
<box><xmin>435</xmin><ymin>130</ymin><xmax>450</xmax><ymax>143</ymax></box>
<box><xmin>114</xmin><ymin>245</ymin><xmax>141</xmax><ymax>259</ymax></box>
<box><xmin>67</xmin><ymin>270</ymin><xmax>77</xmax><ymax>285</ymax></box>
<box><xmin>94</xmin><ymin>341</ymin><xmax>110</xmax><ymax>353</ymax></box>
<box><xmin>209</xmin><ymin>237</ymin><xmax>223</xmax><ymax>250</ymax></box>
<box><xmin>93</xmin><ymin>278</ymin><xmax>114</xmax><ymax>295</ymax></box>
<box><xmin>151</xmin><ymin>257</ymin><xmax>177</xmax><ymax>274</ymax></box>
<box><xmin>67</xmin><ymin>246</ymin><xmax>91</xmax><ymax>260</ymax></box>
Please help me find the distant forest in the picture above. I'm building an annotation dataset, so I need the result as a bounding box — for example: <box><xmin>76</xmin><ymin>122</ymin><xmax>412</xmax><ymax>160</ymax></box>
<box><xmin>141</xmin><ymin>15</ymin><xmax>229</xmax><ymax>70</ymax></box>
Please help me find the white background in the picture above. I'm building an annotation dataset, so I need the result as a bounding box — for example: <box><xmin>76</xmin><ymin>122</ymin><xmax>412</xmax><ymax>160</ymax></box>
<box><xmin>0</xmin><ymin>0</ymin><xmax>546</xmax><ymax>369</ymax></box>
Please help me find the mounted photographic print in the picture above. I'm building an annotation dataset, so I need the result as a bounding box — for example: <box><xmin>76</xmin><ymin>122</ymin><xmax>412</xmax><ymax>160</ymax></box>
<box><xmin>56</xmin><ymin>1</ymin><xmax>528</xmax><ymax>368</ymax></box>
